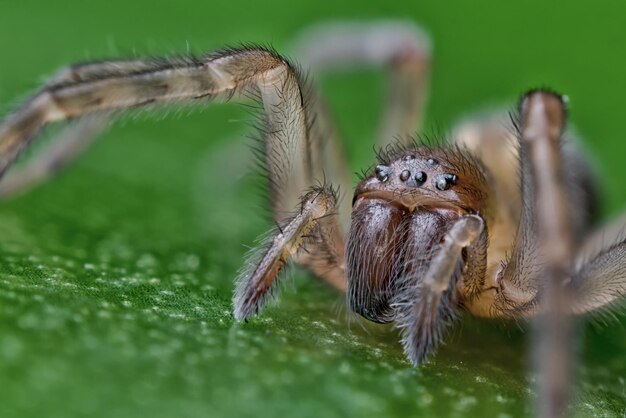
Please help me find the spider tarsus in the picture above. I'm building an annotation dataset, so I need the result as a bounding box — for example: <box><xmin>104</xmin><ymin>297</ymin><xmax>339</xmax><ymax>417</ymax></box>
<box><xmin>519</xmin><ymin>89</ymin><xmax>568</xmax><ymax>135</ymax></box>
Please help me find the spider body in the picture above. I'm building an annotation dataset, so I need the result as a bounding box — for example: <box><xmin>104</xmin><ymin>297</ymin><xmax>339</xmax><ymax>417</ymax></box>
<box><xmin>0</xmin><ymin>21</ymin><xmax>623</xmax><ymax>417</ymax></box>
<box><xmin>346</xmin><ymin>112</ymin><xmax>598</xmax><ymax>358</ymax></box>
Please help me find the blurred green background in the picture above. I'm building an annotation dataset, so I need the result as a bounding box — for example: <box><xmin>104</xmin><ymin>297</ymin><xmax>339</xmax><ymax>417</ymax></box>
<box><xmin>1</xmin><ymin>1</ymin><xmax>625</xmax><ymax>417</ymax></box>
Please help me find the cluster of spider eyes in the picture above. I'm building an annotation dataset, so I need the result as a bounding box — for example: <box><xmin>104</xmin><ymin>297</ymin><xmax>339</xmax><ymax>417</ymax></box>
<box><xmin>374</xmin><ymin>156</ymin><xmax>458</xmax><ymax>191</ymax></box>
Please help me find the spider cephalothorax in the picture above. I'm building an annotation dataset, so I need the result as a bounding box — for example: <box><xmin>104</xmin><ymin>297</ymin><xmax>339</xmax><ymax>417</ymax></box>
<box><xmin>0</xmin><ymin>21</ymin><xmax>624</xmax><ymax>418</ymax></box>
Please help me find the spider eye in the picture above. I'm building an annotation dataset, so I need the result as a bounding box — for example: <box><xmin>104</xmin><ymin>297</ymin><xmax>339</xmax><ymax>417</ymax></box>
<box><xmin>435</xmin><ymin>174</ymin><xmax>458</xmax><ymax>191</ymax></box>
<box><xmin>375</xmin><ymin>164</ymin><xmax>390</xmax><ymax>182</ymax></box>
<box><xmin>415</xmin><ymin>171</ymin><xmax>427</xmax><ymax>185</ymax></box>
<box><xmin>399</xmin><ymin>170</ymin><xmax>411</xmax><ymax>181</ymax></box>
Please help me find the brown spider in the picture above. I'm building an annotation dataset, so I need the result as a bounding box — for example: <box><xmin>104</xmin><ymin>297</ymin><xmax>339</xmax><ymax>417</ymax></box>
<box><xmin>0</xmin><ymin>21</ymin><xmax>624</xmax><ymax>417</ymax></box>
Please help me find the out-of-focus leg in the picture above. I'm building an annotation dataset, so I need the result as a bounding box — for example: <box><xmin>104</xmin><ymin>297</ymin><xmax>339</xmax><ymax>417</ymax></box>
<box><xmin>293</xmin><ymin>21</ymin><xmax>431</xmax><ymax>148</ymax></box>
<box><xmin>518</xmin><ymin>90</ymin><xmax>574</xmax><ymax>418</ymax></box>
<box><xmin>0</xmin><ymin>114</ymin><xmax>108</xmax><ymax>199</ymax></box>
<box><xmin>569</xmin><ymin>212</ymin><xmax>626</xmax><ymax>314</ymax></box>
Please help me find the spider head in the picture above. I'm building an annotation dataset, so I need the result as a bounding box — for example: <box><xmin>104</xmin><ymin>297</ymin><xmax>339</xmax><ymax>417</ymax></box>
<box><xmin>352</xmin><ymin>146</ymin><xmax>490</xmax><ymax>214</ymax></box>
<box><xmin>346</xmin><ymin>146</ymin><xmax>491</xmax><ymax>323</ymax></box>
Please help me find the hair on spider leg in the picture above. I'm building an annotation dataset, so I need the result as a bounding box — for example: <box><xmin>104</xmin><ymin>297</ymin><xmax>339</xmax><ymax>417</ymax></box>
<box><xmin>233</xmin><ymin>213</ymin><xmax>298</xmax><ymax>318</ymax></box>
<box><xmin>234</xmin><ymin>235</ymin><xmax>297</xmax><ymax>320</ymax></box>
<box><xmin>329</xmin><ymin>293</ymin><xmax>352</xmax><ymax>324</ymax></box>
<box><xmin>344</xmin><ymin>306</ymin><xmax>378</xmax><ymax>336</ymax></box>
<box><xmin>280</xmin><ymin>260</ymin><xmax>299</xmax><ymax>294</ymax></box>
<box><xmin>507</xmin><ymin>109</ymin><xmax>522</xmax><ymax>136</ymax></box>
<box><xmin>586</xmin><ymin>308</ymin><xmax>619</xmax><ymax>329</ymax></box>
<box><xmin>88</xmin><ymin>89</ymin><xmax>232</xmax><ymax>132</ymax></box>
<box><xmin>392</xmin><ymin>269</ymin><xmax>463</xmax><ymax>364</ymax></box>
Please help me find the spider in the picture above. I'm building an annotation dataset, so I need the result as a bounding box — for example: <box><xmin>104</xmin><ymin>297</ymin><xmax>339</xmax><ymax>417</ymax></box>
<box><xmin>0</xmin><ymin>21</ymin><xmax>624</xmax><ymax>417</ymax></box>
